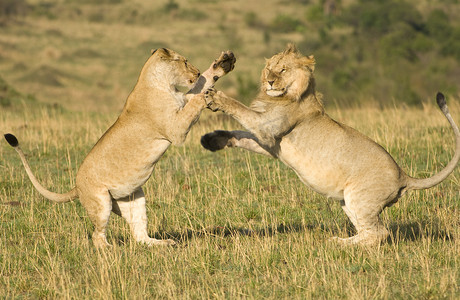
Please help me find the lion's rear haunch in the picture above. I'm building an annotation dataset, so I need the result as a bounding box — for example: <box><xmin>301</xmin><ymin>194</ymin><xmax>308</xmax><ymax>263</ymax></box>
<box><xmin>4</xmin><ymin>133</ymin><xmax>19</xmax><ymax>147</ymax></box>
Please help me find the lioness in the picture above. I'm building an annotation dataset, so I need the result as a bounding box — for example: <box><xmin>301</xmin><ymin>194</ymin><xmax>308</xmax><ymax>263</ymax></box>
<box><xmin>5</xmin><ymin>48</ymin><xmax>236</xmax><ymax>247</ymax></box>
<box><xmin>201</xmin><ymin>44</ymin><xmax>459</xmax><ymax>245</ymax></box>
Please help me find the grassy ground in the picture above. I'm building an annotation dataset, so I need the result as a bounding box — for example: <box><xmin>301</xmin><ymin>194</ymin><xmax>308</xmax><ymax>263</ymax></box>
<box><xmin>0</xmin><ymin>0</ymin><xmax>459</xmax><ymax>298</ymax></box>
<box><xmin>0</xmin><ymin>100</ymin><xmax>459</xmax><ymax>299</ymax></box>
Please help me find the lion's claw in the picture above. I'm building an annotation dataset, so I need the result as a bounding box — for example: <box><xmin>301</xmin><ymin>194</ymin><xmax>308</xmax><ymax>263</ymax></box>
<box><xmin>204</xmin><ymin>88</ymin><xmax>220</xmax><ymax>111</ymax></box>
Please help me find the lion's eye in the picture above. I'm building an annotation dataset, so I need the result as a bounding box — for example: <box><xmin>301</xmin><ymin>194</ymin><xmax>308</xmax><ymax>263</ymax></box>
<box><xmin>280</xmin><ymin>68</ymin><xmax>286</xmax><ymax>73</ymax></box>
<box><xmin>184</xmin><ymin>60</ymin><xmax>188</xmax><ymax>67</ymax></box>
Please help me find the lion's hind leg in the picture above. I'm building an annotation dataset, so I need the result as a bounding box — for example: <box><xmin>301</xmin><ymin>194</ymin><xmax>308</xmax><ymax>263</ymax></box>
<box><xmin>112</xmin><ymin>188</ymin><xmax>176</xmax><ymax>246</ymax></box>
<box><xmin>333</xmin><ymin>195</ymin><xmax>390</xmax><ymax>246</ymax></box>
<box><xmin>80</xmin><ymin>190</ymin><xmax>113</xmax><ymax>248</ymax></box>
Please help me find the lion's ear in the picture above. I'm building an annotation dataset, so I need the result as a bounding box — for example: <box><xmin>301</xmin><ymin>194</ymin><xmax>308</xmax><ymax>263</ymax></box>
<box><xmin>300</xmin><ymin>55</ymin><xmax>315</xmax><ymax>72</ymax></box>
<box><xmin>155</xmin><ymin>48</ymin><xmax>172</xmax><ymax>59</ymax></box>
<box><xmin>150</xmin><ymin>49</ymin><xmax>158</xmax><ymax>55</ymax></box>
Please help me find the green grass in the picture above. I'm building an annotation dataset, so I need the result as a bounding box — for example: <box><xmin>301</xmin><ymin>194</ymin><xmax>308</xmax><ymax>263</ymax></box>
<box><xmin>0</xmin><ymin>0</ymin><xmax>459</xmax><ymax>298</ymax></box>
<box><xmin>0</xmin><ymin>102</ymin><xmax>459</xmax><ymax>299</ymax></box>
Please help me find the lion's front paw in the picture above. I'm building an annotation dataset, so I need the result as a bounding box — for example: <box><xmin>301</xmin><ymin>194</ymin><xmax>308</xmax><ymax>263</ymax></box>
<box><xmin>211</xmin><ymin>51</ymin><xmax>236</xmax><ymax>80</ymax></box>
<box><xmin>204</xmin><ymin>88</ymin><xmax>221</xmax><ymax>112</ymax></box>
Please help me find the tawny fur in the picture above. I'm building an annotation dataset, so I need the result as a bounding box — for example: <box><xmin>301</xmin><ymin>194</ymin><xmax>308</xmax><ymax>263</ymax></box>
<box><xmin>201</xmin><ymin>44</ymin><xmax>460</xmax><ymax>245</ymax></box>
<box><xmin>5</xmin><ymin>48</ymin><xmax>236</xmax><ymax>248</ymax></box>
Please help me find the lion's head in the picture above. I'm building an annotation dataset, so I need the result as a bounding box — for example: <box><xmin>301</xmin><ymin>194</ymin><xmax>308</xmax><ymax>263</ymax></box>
<box><xmin>261</xmin><ymin>44</ymin><xmax>315</xmax><ymax>101</ymax></box>
<box><xmin>142</xmin><ymin>48</ymin><xmax>201</xmax><ymax>89</ymax></box>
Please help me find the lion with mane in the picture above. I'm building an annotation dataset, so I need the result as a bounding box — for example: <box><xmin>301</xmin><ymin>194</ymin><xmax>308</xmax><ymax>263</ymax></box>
<box><xmin>201</xmin><ymin>44</ymin><xmax>460</xmax><ymax>245</ymax></box>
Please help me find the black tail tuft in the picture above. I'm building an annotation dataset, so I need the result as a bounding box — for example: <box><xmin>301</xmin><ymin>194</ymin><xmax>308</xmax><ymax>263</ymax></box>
<box><xmin>4</xmin><ymin>133</ymin><xmax>19</xmax><ymax>147</ymax></box>
<box><xmin>436</xmin><ymin>92</ymin><xmax>446</xmax><ymax>109</ymax></box>
<box><xmin>201</xmin><ymin>130</ymin><xmax>233</xmax><ymax>152</ymax></box>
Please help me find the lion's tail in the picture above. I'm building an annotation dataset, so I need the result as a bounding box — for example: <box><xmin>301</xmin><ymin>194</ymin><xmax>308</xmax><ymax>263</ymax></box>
<box><xmin>406</xmin><ymin>92</ymin><xmax>460</xmax><ymax>191</ymax></box>
<box><xmin>4</xmin><ymin>134</ymin><xmax>78</xmax><ymax>203</ymax></box>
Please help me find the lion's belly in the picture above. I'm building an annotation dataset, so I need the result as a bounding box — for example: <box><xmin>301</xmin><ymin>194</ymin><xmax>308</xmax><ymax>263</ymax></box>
<box><xmin>279</xmin><ymin>140</ymin><xmax>346</xmax><ymax>200</ymax></box>
<box><xmin>82</xmin><ymin>139</ymin><xmax>172</xmax><ymax>199</ymax></box>
<box><xmin>107</xmin><ymin>164</ymin><xmax>156</xmax><ymax>199</ymax></box>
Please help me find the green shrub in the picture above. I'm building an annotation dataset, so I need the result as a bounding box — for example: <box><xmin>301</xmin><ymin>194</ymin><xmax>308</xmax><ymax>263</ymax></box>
<box><xmin>0</xmin><ymin>76</ymin><xmax>16</xmax><ymax>107</ymax></box>
<box><xmin>163</xmin><ymin>0</ymin><xmax>179</xmax><ymax>13</ymax></box>
<box><xmin>379</xmin><ymin>24</ymin><xmax>420</xmax><ymax>62</ymax></box>
<box><xmin>0</xmin><ymin>75</ymin><xmax>37</xmax><ymax>107</ymax></box>
<box><xmin>342</xmin><ymin>0</ymin><xmax>422</xmax><ymax>36</ymax></box>
<box><xmin>440</xmin><ymin>27</ymin><xmax>460</xmax><ymax>62</ymax></box>
<box><xmin>177</xmin><ymin>9</ymin><xmax>207</xmax><ymax>21</ymax></box>
<box><xmin>0</xmin><ymin>0</ymin><xmax>28</xmax><ymax>18</ymax></box>
<box><xmin>245</xmin><ymin>12</ymin><xmax>265</xmax><ymax>29</ymax></box>
<box><xmin>88</xmin><ymin>11</ymin><xmax>105</xmax><ymax>23</ymax></box>
<box><xmin>65</xmin><ymin>0</ymin><xmax>123</xmax><ymax>3</ymax></box>
<box><xmin>332</xmin><ymin>70</ymin><xmax>352</xmax><ymax>90</ymax></box>
<box><xmin>426</xmin><ymin>9</ymin><xmax>453</xmax><ymax>41</ymax></box>
<box><xmin>305</xmin><ymin>4</ymin><xmax>324</xmax><ymax>23</ymax></box>
<box><xmin>236</xmin><ymin>74</ymin><xmax>259</xmax><ymax>104</ymax></box>
<box><xmin>270</xmin><ymin>14</ymin><xmax>304</xmax><ymax>33</ymax></box>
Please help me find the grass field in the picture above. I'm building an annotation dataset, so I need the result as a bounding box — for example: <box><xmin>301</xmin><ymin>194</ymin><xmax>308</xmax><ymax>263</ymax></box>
<box><xmin>0</xmin><ymin>0</ymin><xmax>459</xmax><ymax>298</ymax></box>
<box><xmin>1</xmin><ymin>100</ymin><xmax>459</xmax><ymax>299</ymax></box>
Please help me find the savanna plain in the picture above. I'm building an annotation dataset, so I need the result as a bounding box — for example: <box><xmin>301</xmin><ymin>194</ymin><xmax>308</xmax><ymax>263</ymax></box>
<box><xmin>0</xmin><ymin>0</ymin><xmax>459</xmax><ymax>299</ymax></box>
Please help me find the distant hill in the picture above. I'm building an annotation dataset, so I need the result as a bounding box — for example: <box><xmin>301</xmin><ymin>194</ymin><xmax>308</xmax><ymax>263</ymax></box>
<box><xmin>0</xmin><ymin>75</ymin><xmax>36</xmax><ymax>108</ymax></box>
<box><xmin>0</xmin><ymin>0</ymin><xmax>459</xmax><ymax>109</ymax></box>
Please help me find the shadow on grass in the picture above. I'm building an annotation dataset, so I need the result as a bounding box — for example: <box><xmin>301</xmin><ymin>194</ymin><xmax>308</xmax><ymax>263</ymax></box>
<box><xmin>109</xmin><ymin>220</ymin><xmax>454</xmax><ymax>246</ymax></box>
<box><xmin>110</xmin><ymin>222</ymin><xmax>323</xmax><ymax>246</ymax></box>
<box><xmin>387</xmin><ymin>221</ymin><xmax>454</xmax><ymax>243</ymax></box>
<box><xmin>152</xmin><ymin>222</ymin><xmax>317</xmax><ymax>244</ymax></box>
<box><xmin>94</xmin><ymin>222</ymin><xmax>317</xmax><ymax>247</ymax></box>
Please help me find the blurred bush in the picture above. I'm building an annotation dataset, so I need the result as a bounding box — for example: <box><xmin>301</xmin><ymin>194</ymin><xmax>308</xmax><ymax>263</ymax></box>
<box><xmin>0</xmin><ymin>0</ymin><xmax>28</xmax><ymax>19</ymax></box>
<box><xmin>2</xmin><ymin>0</ymin><xmax>460</xmax><ymax>107</ymax></box>
<box><xmin>0</xmin><ymin>75</ymin><xmax>36</xmax><ymax>107</ymax></box>
<box><xmin>342</xmin><ymin>0</ymin><xmax>423</xmax><ymax>36</ymax></box>
<box><xmin>297</xmin><ymin>0</ymin><xmax>460</xmax><ymax>106</ymax></box>
<box><xmin>236</xmin><ymin>74</ymin><xmax>259</xmax><ymax>104</ymax></box>
<box><xmin>270</xmin><ymin>14</ymin><xmax>304</xmax><ymax>33</ymax></box>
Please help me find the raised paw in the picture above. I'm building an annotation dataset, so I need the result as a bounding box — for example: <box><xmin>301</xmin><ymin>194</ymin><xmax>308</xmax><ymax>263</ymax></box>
<box><xmin>204</xmin><ymin>88</ymin><xmax>220</xmax><ymax>111</ymax></box>
<box><xmin>210</xmin><ymin>51</ymin><xmax>236</xmax><ymax>80</ymax></box>
<box><xmin>201</xmin><ymin>130</ymin><xmax>234</xmax><ymax>151</ymax></box>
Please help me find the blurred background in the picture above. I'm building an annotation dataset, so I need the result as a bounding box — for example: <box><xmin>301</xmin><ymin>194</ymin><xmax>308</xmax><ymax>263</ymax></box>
<box><xmin>1</xmin><ymin>0</ymin><xmax>460</xmax><ymax>112</ymax></box>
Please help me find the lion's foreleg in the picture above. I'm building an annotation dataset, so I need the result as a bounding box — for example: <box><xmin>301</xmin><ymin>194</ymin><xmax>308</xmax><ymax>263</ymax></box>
<box><xmin>186</xmin><ymin>51</ymin><xmax>236</xmax><ymax>96</ymax></box>
<box><xmin>206</xmin><ymin>91</ymin><xmax>278</xmax><ymax>148</ymax></box>
<box><xmin>168</xmin><ymin>94</ymin><xmax>206</xmax><ymax>145</ymax></box>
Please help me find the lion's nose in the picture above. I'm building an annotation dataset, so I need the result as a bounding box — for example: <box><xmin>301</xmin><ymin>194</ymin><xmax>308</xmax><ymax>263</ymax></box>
<box><xmin>268</xmin><ymin>80</ymin><xmax>274</xmax><ymax>86</ymax></box>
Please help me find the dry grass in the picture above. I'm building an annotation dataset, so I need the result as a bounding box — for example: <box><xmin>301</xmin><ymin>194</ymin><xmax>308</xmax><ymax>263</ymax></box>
<box><xmin>0</xmin><ymin>101</ymin><xmax>459</xmax><ymax>299</ymax></box>
<box><xmin>0</xmin><ymin>1</ymin><xmax>459</xmax><ymax>298</ymax></box>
